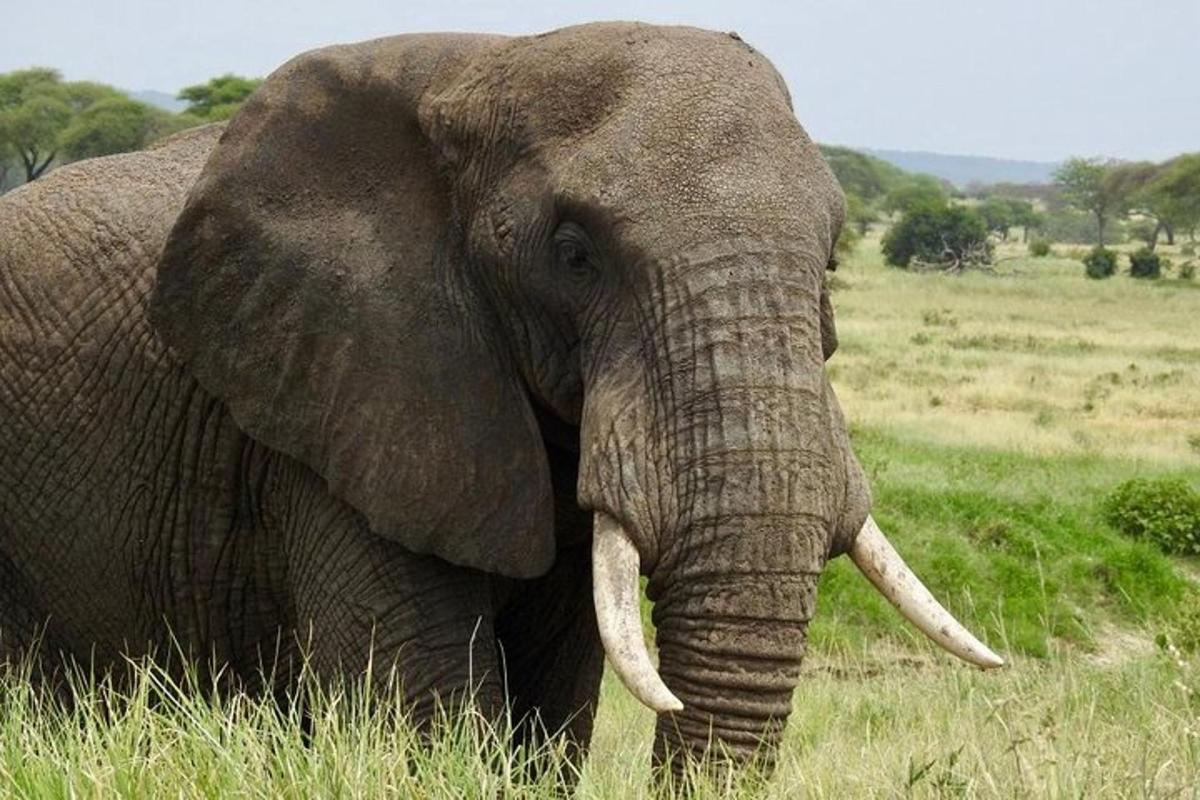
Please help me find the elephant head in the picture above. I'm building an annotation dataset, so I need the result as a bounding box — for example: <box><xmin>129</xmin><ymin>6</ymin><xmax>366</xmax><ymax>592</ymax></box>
<box><xmin>152</xmin><ymin>22</ymin><xmax>1000</xmax><ymax>777</ymax></box>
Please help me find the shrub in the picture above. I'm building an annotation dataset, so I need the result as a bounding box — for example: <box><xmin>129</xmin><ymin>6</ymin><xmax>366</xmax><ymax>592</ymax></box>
<box><xmin>1082</xmin><ymin>246</ymin><xmax>1117</xmax><ymax>279</ymax></box>
<box><xmin>1128</xmin><ymin>247</ymin><xmax>1163</xmax><ymax>279</ymax></box>
<box><xmin>1102</xmin><ymin>477</ymin><xmax>1200</xmax><ymax>555</ymax></box>
<box><xmin>1028</xmin><ymin>239</ymin><xmax>1052</xmax><ymax>257</ymax></box>
<box><xmin>881</xmin><ymin>204</ymin><xmax>992</xmax><ymax>271</ymax></box>
<box><xmin>1181</xmin><ymin>242</ymin><xmax>1196</xmax><ymax>256</ymax></box>
<box><xmin>1180</xmin><ymin>261</ymin><xmax>1196</xmax><ymax>281</ymax></box>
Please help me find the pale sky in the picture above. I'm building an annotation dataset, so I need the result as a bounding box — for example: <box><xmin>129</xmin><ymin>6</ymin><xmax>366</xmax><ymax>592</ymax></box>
<box><xmin>3</xmin><ymin>0</ymin><xmax>1196</xmax><ymax>162</ymax></box>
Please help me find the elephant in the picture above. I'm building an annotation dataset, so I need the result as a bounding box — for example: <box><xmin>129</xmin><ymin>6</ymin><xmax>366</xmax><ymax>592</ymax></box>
<box><xmin>0</xmin><ymin>21</ymin><xmax>1001</xmax><ymax>781</ymax></box>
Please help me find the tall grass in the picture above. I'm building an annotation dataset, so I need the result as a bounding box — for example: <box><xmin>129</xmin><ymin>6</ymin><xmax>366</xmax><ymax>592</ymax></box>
<box><xmin>1</xmin><ymin>649</ymin><xmax>1196</xmax><ymax>798</ymax></box>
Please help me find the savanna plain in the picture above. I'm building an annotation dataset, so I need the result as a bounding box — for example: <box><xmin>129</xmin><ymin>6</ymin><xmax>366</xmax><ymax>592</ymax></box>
<box><xmin>2</xmin><ymin>235</ymin><xmax>1197</xmax><ymax>799</ymax></box>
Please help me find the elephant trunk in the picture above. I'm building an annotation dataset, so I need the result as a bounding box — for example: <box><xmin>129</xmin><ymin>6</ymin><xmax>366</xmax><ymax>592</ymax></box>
<box><xmin>584</xmin><ymin>245</ymin><xmax>1001</xmax><ymax>776</ymax></box>
<box><xmin>651</xmin><ymin>571</ymin><xmax>818</xmax><ymax>774</ymax></box>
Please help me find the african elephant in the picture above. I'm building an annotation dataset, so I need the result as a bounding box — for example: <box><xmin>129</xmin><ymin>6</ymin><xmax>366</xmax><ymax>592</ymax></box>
<box><xmin>0</xmin><ymin>22</ymin><xmax>1001</xmax><ymax>780</ymax></box>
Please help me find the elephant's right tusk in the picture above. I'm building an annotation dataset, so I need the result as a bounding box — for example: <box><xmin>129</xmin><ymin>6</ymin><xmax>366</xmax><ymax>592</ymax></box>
<box><xmin>592</xmin><ymin>512</ymin><xmax>684</xmax><ymax>714</ymax></box>
<box><xmin>850</xmin><ymin>515</ymin><xmax>1005</xmax><ymax>669</ymax></box>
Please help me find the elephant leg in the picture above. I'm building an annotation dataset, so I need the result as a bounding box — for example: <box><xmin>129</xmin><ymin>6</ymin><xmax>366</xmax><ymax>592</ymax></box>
<box><xmin>495</xmin><ymin>537</ymin><xmax>604</xmax><ymax>770</ymax></box>
<box><xmin>281</xmin><ymin>477</ymin><xmax>504</xmax><ymax>728</ymax></box>
<box><xmin>0</xmin><ymin>547</ymin><xmax>64</xmax><ymax>689</ymax></box>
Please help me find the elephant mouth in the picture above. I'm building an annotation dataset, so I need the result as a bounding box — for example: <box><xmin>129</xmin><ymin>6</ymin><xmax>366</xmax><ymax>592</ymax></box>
<box><xmin>591</xmin><ymin>510</ymin><xmax>1003</xmax><ymax>715</ymax></box>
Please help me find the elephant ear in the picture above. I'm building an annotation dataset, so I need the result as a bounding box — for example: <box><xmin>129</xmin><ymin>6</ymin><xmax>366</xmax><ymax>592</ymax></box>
<box><xmin>152</xmin><ymin>35</ymin><xmax>557</xmax><ymax>579</ymax></box>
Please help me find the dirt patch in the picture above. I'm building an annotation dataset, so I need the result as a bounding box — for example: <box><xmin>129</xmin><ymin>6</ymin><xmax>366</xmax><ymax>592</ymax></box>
<box><xmin>1081</xmin><ymin>625</ymin><xmax>1156</xmax><ymax>667</ymax></box>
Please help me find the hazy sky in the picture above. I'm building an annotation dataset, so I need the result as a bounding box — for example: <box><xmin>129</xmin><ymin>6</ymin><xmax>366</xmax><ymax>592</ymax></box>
<box><xmin>4</xmin><ymin>0</ymin><xmax>1196</xmax><ymax>162</ymax></box>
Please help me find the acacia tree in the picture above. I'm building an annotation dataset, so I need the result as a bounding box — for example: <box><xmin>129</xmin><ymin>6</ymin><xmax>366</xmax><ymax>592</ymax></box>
<box><xmin>1054</xmin><ymin>157</ymin><xmax>1124</xmax><ymax>246</ymax></box>
<box><xmin>0</xmin><ymin>68</ymin><xmax>174</xmax><ymax>186</ymax></box>
<box><xmin>177</xmin><ymin>74</ymin><xmax>263</xmax><ymax>121</ymax></box>
<box><xmin>60</xmin><ymin>96</ymin><xmax>177</xmax><ymax>160</ymax></box>
<box><xmin>1142</xmin><ymin>154</ymin><xmax>1200</xmax><ymax>245</ymax></box>
<box><xmin>0</xmin><ymin>68</ymin><xmax>71</xmax><ymax>181</ymax></box>
<box><xmin>978</xmin><ymin>196</ymin><xmax>1044</xmax><ymax>242</ymax></box>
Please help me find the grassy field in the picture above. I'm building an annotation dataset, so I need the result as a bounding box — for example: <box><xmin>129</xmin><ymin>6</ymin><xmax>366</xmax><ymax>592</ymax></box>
<box><xmin>2</xmin><ymin>236</ymin><xmax>1198</xmax><ymax>798</ymax></box>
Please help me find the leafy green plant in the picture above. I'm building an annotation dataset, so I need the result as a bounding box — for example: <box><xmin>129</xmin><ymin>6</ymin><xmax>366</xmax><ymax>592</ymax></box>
<box><xmin>1179</xmin><ymin>261</ymin><xmax>1196</xmax><ymax>281</ymax></box>
<box><xmin>1028</xmin><ymin>239</ymin><xmax>1052</xmax><ymax>257</ymax></box>
<box><xmin>1082</xmin><ymin>245</ymin><xmax>1117</xmax><ymax>279</ymax></box>
<box><xmin>1128</xmin><ymin>247</ymin><xmax>1164</xmax><ymax>279</ymax></box>
<box><xmin>881</xmin><ymin>204</ymin><xmax>992</xmax><ymax>271</ymax></box>
<box><xmin>1102</xmin><ymin>477</ymin><xmax>1200</xmax><ymax>555</ymax></box>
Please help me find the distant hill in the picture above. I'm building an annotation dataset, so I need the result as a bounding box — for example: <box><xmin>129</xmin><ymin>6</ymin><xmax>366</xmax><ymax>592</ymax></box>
<box><xmin>125</xmin><ymin>89</ymin><xmax>188</xmax><ymax>113</ymax></box>
<box><xmin>861</xmin><ymin>148</ymin><xmax>1058</xmax><ymax>188</ymax></box>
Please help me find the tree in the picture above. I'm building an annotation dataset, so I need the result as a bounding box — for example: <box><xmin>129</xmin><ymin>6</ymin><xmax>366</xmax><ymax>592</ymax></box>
<box><xmin>177</xmin><ymin>74</ymin><xmax>262</xmax><ymax>121</ymax></box>
<box><xmin>1053</xmin><ymin>157</ymin><xmax>1124</xmax><ymax>246</ymax></box>
<box><xmin>882</xmin><ymin>174</ymin><xmax>947</xmax><ymax>216</ymax></box>
<box><xmin>0</xmin><ymin>68</ymin><xmax>176</xmax><ymax>187</ymax></box>
<box><xmin>978</xmin><ymin>196</ymin><xmax>1015</xmax><ymax>239</ymax></box>
<box><xmin>819</xmin><ymin>145</ymin><xmax>909</xmax><ymax>203</ymax></box>
<box><xmin>0</xmin><ymin>68</ymin><xmax>72</xmax><ymax>181</ymax></box>
<box><xmin>881</xmin><ymin>204</ymin><xmax>992</xmax><ymax>271</ymax></box>
<box><xmin>978</xmin><ymin>196</ymin><xmax>1043</xmax><ymax>242</ymax></box>
<box><xmin>59</xmin><ymin>96</ymin><xmax>177</xmax><ymax>161</ymax></box>
<box><xmin>1008</xmin><ymin>198</ymin><xmax>1045</xmax><ymax>242</ymax></box>
<box><xmin>1142</xmin><ymin>154</ymin><xmax>1200</xmax><ymax>245</ymax></box>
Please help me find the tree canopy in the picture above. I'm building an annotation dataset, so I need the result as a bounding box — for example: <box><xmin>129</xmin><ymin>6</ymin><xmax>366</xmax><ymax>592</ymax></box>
<box><xmin>1053</xmin><ymin>157</ymin><xmax>1125</xmax><ymax>246</ymax></box>
<box><xmin>177</xmin><ymin>74</ymin><xmax>263</xmax><ymax>121</ymax></box>
<box><xmin>0</xmin><ymin>68</ymin><xmax>263</xmax><ymax>191</ymax></box>
<box><xmin>882</xmin><ymin>174</ymin><xmax>948</xmax><ymax>216</ymax></box>
<box><xmin>819</xmin><ymin>145</ymin><xmax>909</xmax><ymax>203</ymax></box>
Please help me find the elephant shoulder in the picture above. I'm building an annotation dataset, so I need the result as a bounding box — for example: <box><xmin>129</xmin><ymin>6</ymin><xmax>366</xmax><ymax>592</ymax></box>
<box><xmin>0</xmin><ymin>124</ymin><xmax>223</xmax><ymax>286</ymax></box>
<box><xmin>0</xmin><ymin>125</ymin><xmax>224</xmax><ymax>385</ymax></box>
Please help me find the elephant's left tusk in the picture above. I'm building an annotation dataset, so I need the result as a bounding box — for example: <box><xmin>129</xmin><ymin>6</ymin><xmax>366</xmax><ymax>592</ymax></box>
<box><xmin>592</xmin><ymin>512</ymin><xmax>684</xmax><ymax>714</ymax></box>
<box><xmin>850</xmin><ymin>515</ymin><xmax>1005</xmax><ymax>669</ymax></box>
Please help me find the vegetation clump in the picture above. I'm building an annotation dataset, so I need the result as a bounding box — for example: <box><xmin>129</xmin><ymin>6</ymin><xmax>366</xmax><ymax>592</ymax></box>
<box><xmin>1082</xmin><ymin>246</ymin><xmax>1117</xmax><ymax>279</ymax></box>
<box><xmin>881</xmin><ymin>203</ymin><xmax>992</xmax><ymax>271</ymax></box>
<box><xmin>1128</xmin><ymin>247</ymin><xmax>1164</xmax><ymax>279</ymax></box>
<box><xmin>1102</xmin><ymin>477</ymin><xmax>1200</xmax><ymax>555</ymax></box>
<box><xmin>1028</xmin><ymin>239</ymin><xmax>1052</xmax><ymax>257</ymax></box>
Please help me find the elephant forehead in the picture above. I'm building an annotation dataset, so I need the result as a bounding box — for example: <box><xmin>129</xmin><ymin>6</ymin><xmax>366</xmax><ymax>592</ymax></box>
<box><xmin>468</xmin><ymin>23</ymin><xmax>787</xmax><ymax>143</ymax></box>
<box><xmin>508</xmin><ymin>26</ymin><xmax>842</xmax><ymax>248</ymax></box>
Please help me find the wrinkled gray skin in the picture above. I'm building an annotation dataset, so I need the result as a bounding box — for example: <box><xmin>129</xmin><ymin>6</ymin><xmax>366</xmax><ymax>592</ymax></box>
<box><xmin>0</xmin><ymin>23</ymin><xmax>869</xmax><ymax>777</ymax></box>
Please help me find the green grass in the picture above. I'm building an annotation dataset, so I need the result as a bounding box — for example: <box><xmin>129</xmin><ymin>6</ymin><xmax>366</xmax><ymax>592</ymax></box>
<box><xmin>2</xmin><ymin>649</ymin><xmax>1197</xmax><ymax>798</ymax></box>
<box><xmin>3</xmin><ymin>235</ymin><xmax>1199</xmax><ymax>797</ymax></box>
<box><xmin>811</xmin><ymin>428</ymin><xmax>1200</xmax><ymax>659</ymax></box>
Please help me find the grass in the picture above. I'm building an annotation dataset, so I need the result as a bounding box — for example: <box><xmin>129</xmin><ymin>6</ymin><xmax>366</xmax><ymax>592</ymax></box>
<box><xmin>2</xmin><ymin>235</ymin><xmax>1199</xmax><ymax>797</ymax></box>
<box><xmin>829</xmin><ymin>237</ymin><xmax>1200</xmax><ymax>464</ymax></box>
<box><xmin>2</xmin><ymin>650</ymin><xmax>1196</xmax><ymax>798</ymax></box>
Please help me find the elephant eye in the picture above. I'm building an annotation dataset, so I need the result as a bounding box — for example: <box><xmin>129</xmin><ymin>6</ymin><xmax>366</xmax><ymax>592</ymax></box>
<box><xmin>554</xmin><ymin>222</ymin><xmax>598</xmax><ymax>279</ymax></box>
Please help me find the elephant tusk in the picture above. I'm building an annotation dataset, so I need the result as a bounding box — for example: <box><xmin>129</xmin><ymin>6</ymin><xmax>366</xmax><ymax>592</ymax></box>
<box><xmin>850</xmin><ymin>515</ymin><xmax>1005</xmax><ymax>669</ymax></box>
<box><xmin>592</xmin><ymin>512</ymin><xmax>684</xmax><ymax>713</ymax></box>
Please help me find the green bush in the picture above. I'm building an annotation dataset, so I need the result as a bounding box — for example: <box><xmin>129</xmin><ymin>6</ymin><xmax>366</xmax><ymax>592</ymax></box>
<box><xmin>1180</xmin><ymin>261</ymin><xmax>1196</xmax><ymax>281</ymax></box>
<box><xmin>1181</xmin><ymin>242</ymin><xmax>1196</xmax><ymax>256</ymax></box>
<box><xmin>1128</xmin><ymin>247</ymin><xmax>1163</xmax><ymax>279</ymax></box>
<box><xmin>1102</xmin><ymin>477</ymin><xmax>1200</xmax><ymax>555</ymax></box>
<box><xmin>881</xmin><ymin>204</ymin><xmax>992</xmax><ymax>270</ymax></box>
<box><xmin>1028</xmin><ymin>239</ymin><xmax>1052</xmax><ymax>257</ymax></box>
<box><xmin>1082</xmin><ymin>246</ymin><xmax>1117</xmax><ymax>279</ymax></box>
